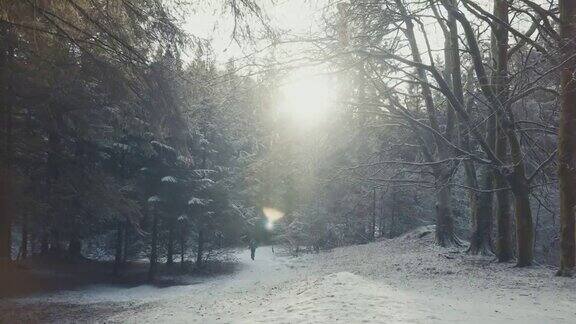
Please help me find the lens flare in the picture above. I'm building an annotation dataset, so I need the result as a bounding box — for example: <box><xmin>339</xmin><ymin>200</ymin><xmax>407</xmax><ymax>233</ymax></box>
<box><xmin>263</xmin><ymin>207</ymin><xmax>284</xmax><ymax>231</ymax></box>
<box><xmin>263</xmin><ymin>207</ymin><xmax>284</xmax><ymax>222</ymax></box>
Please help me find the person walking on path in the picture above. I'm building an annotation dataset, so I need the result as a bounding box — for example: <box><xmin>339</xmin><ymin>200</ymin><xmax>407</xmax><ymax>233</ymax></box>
<box><xmin>249</xmin><ymin>239</ymin><xmax>257</xmax><ymax>260</ymax></box>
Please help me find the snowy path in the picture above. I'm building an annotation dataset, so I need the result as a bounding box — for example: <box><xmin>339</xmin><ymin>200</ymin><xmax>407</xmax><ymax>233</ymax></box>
<box><xmin>98</xmin><ymin>246</ymin><xmax>576</xmax><ymax>323</ymax></box>
<box><xmin>4</xmin><ymin>235</ymin><xmax>576</xmax><ymax>323</ymax></box>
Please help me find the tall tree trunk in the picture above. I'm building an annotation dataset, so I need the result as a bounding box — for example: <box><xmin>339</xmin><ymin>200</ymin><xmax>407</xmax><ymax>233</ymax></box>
<box><xmin>558</xmin><ymin>0</ymin><xmax>576</xmax><ymax>276</ymax></box>
<box><xmin>0</xmin><ymin>198</ymin><xmax>11</xmax><ymax>263</ymax></box>
<box><xmin>443</xmin><ymin>0</ymin><xmax>493</xmax><ymax>254</ymax></box>
<box><xmin>469</xmin><ymin>166</ymin><xmax>495</xmax><ymax>255</ymax></box>
<box><xmin>19</xmin><ymin>215</ymin><xmax>29</xmax><ymax>260</ymax></box>
<box><xmin>166</xmin><ymin>219</ymin><xmax>174</xmax><ymax>266</ymax></box>
<box><xmin>0</xmin><ymin>103</ymin><xmax>11</xmax><ymax>262</ymax></box>
<box><xmin>492</xmin><ymin>0</ymin><xmax>514</xmax><ymax>263</ymax></box>
<box><xmin>122</xmin><ymin>222</ymin><xmax>129</xmax><ymax>264</ymax></box>
<box><xmin>51</xmin><ymin>230</ymin><xmax>63</xmax><ymax>254</ymax></box>
<box><xmin>390</xmin><ymin>188</ymin><xmax>398</xmax><ymax>238</ymax></box>
<box><xmin>0</xmin><ymin>22</ymin><xmax>13</xmax><ymax>263</ymax></box>
<box><xmin>196</xmin><ymin>227</ymin><xmax>204</xmax><ymax>268</ymax></box>
<box><xmin>113</xmin><ymin>221</ymin><xmax>123</xmax><ymax>276</ymax></box>
<box><xmin>508</xmin><ymin>173</ymin><xmax>534</xmax><ymax>266</ymax></box>
<box><xmin>46</xmin><ymin>112</ymin><xmax>63</xmax><ymax>258</ymax></box>
<box><xmin>180</xmin><ymin>223</ymin><xmax>185</xmax><ymax>269</ymax></box>
<box><xmin>495</xmin><ymin>128</ymin><xmax>513</xmax><ymax>262</ymax></box>
<box><xmin>396</xmin><ymin>0</ymin><xmax>459</xmax><ymax>246</ymax></box>
<box><xmin>435</xmin><ymin>175</ymin><xmax>459</xmax><ymax>247</ymax></box>
<box><xmin>463</xmin><ymin>100</ymin><xmax>493</xmax><ymax>255</ymax></box>
<box><xmin>379</xmin><ymin>191</ymin><xmax>385</xmax><ymax>237</ymax></box>
<box><xmin>41</xmin><ymin>231</ymin><xmax>49</xmax><ymax>255</ymax></box>
<box><xmin>148</xmin><ymin>211</ymin><xmax>159</xmax><ymax>282</ymax></box>
<box><xmin>67</xmin><ymin>236</ymin><xmax>82</xmax><ymax>260</ymax></box>
<box><xmin>505</xmin><ymin>144</ymin><xmax>534</xmax><ymax>267</ymax></box>
<box><xmin>371</xmin><ymin>187</ymin><xmax>376</xmax><ymax>241</ymax></box>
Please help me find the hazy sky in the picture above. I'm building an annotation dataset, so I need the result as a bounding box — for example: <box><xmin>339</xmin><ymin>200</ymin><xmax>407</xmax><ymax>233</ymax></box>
<box><xmin>183</xmin><ymin>0</ymin><xmax>326</xmax><ymax>63</ymax></box>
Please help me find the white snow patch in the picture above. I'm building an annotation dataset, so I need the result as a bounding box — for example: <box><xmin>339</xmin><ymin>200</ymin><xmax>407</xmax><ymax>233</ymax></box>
<box><xmin>161</xmin><ymin>176</ymin><xmax>177</xmax><ymax>183</ymax></box>
<box><xmin>188</xmin><ymin>197</ymin><xmax>211</xmax><ymax>206</ymax></box>
<box><xmin>147</xmin><ymin>195</ymin><xmax>161</xmax><ymax>203</ymax></box>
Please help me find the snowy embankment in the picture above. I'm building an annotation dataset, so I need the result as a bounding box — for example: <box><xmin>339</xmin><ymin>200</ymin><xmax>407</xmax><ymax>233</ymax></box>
<box><xmin>247</xmin><ymin>226</ymin><xmax>576</xmax><ymax>323</ymax></box>
<box><xmin>2</xmin><ymin>226</ymin><xmax>576</xmax><ymax>323</ymax></box>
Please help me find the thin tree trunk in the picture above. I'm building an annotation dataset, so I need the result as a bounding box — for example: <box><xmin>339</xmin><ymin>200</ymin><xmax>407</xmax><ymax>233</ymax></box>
<box><xmin>558</xmin><ymin>0</ymin><xmax>576</xmax><ymax>277</ymax></box>
<box><xmin>46</xmin><ymin>112</ymin><xmax>63</xmax><ymax>258</ymax></box>
<box><xmin>180</xmin><ymin>223</ymin><xmax>186</xmax><ymax>269</ymax></box>
<box><xmin>390</xmin><ymin>188</ymin><xmax>398</xmax><ymax>238</ymax></box>
<box><xmin>148</xmin><ymin>211</ymin><xmax>159</xmax><ymax>282</ymax></box>
<box><xmin>196</xmin><ymin>228</ymin><xmax>204</xmax><ymax>268</ymax></box>
<box><xmin>371</xmin><ymin>187</ymin><xmax>376</xmax><ymax>241</ymax></box>
<box><xmin>68</xmin><ymin>236</ymin><xmax>82</xmax><ymax>260</ymax></box>
<box><xmin>19</xmin><ymin>215</ymin><xmax>29</xmax><ymax>260</ymax></box>
<box><xmin>379</xmin><ymin>191</ymin><xmax>385</xmax><ymax>237</ymax></box>
<box><xmin>41</xmin><ymin>231</ymin><xmax>49</xmax><ymax>255</ymax></box>
<box><xmin>166</xmin><ymin>219</ymin><xmax>174</xmax><ymax>266</ymax></box>
<box><xmin>122</xmin><ymin>222</ymin><xmax>129</xmax><ymax>264</ymax></box>
<box><xmin>113</xmin><ymin>221</ymin><xmax>123</xmax><ymax>276</ymax></box>
<box><xmin>51</xmin><ymin>230</ymin><xmax>63</xmax><ymax>254</ymax></box>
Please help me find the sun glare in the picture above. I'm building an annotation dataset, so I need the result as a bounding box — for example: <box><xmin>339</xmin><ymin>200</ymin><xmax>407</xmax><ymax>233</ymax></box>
<box><xmin>276</xmin><ymin>69</ymin><xmax>334</xmax><ymax>127</ymax></box>
<box><xmin>263</xmin><ymin>207</ymin><xmax>284</xmax><ymax>231</ymax></box>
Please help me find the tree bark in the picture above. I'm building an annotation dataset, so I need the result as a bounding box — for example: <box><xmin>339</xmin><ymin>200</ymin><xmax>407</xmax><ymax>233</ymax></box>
<box><xmin>18</xmin><ymin>215</ymin><xmax>29</xmax><ymax>260</ymax></box>
<box><xmin>67</xmin><ymin>236</ymin><xmax>82</xmax><ymax>260</ymax></box>
<box><xmin>196</xmin><ymin>228</ymin><xmax>204</xmax><ymax>268</ymax></box>
<box><xmin>510</xmin><ymin>176</ymin><xmax>534</xmax><ymax>267</ymax></box>
<box><xmin>435</xmin><ymin>175</ymin><xmax>460</xmax><ymax>247</ymax></box>
<box><xmin>444</xmin><ymin>0</ymin><xmax>534</xmax><ymax>266</ymax></box>
<box><xmin>148</xmin><ymin>211</ymin><xmax>159</xmax><ymax>282</ymax></box>
<box><xmin>180</xmin><ymin>223</ymin><xmax>185</xmax><ymax>269</ymax></box>
<box><xmin>469</xmin><ymin>166</ymin><xmax>495</xmax><ymax>255</ymax></box>
<box><xmin>395</xmin><ymin>0</ymin><xmax>459</xmax><ymax>246</ymax></box>
<box><xmin>506</xmin><ymin>162</ymin><xmax>534</xmax><ymax>267</ymax></box>
<box><xmin>122</xmin><ymin>222</ymin><xmax>129</xmax><ymax>264</ymax></box>
<box><xmin>113</xmin><ymin>221</ymin><xmax>123</xmax><ymax>276</ymax></box>
<box><xmin>166</xmin><ymin>219</ymin><xmax>174</xmax><ymax>266</ymax></box>
<box><xmin>0</xmin><ymin>22</ymin><xmax>13</xmax><ymax>263</ymax></box>
<box><xmin>495</xmin><ymin>129</ymin><xmax>513</xmax><ymax>262</ymax></box>
<box><xmin>445</xmin><ymin>0</ymin><xmax>493</xmax><ymax>254</ymax></box>
<box><xmin>558</xmin><ymin>0</ymin><xmax>576</xmax><ymax>277</ymax></box>
<box><xmin>51</xmin><ymin>230</ymin><xmax>63</xmax><ymax>254</ymax></box>
<box><xmin>41</xmin><ymin>231</ymin><xmax>49</xmax><ymax>255</ymax></box>
<box><xmin>371</xmin><ymin>187</ymin><xmax>376</xmax><ymax>241</ymax></box>
<box><xmin>491</xmin><ymin>0</ymin><xmax>514</xmax><ymax>263</ymax></box>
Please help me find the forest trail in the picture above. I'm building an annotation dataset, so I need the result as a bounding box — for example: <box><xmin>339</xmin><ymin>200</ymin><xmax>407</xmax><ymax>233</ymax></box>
<box><xmin>3</xmin><ymin>232</ymin><xmax>576</xmax><ymax>323</ymax></box>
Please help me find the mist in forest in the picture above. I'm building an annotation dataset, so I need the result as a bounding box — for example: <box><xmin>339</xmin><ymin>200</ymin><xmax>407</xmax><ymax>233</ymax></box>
<box><xmin>0</xmin><ymin>1</ymin><xmax>575</xmax><ymax>323</ymax></box>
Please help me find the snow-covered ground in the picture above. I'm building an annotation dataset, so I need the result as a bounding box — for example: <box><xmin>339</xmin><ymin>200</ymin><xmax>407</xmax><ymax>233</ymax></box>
<box><xmin>3</xmin><ymin>227</ymin><xmax>576</xmax><ymax>323</ymax></box>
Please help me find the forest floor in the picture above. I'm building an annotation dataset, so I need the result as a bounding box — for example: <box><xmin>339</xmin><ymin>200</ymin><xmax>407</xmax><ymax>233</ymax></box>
<box><xmin>1</xmin><ymin>226</ymin><xmax>576</xmax><ymax>323</ymax></box>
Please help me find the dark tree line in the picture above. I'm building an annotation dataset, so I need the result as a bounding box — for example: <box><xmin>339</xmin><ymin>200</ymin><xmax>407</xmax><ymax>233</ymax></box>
<box><xmin>0</xmin><ymin>0</ymin><xmax>270</xmax><ymax>281</ymax></box>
